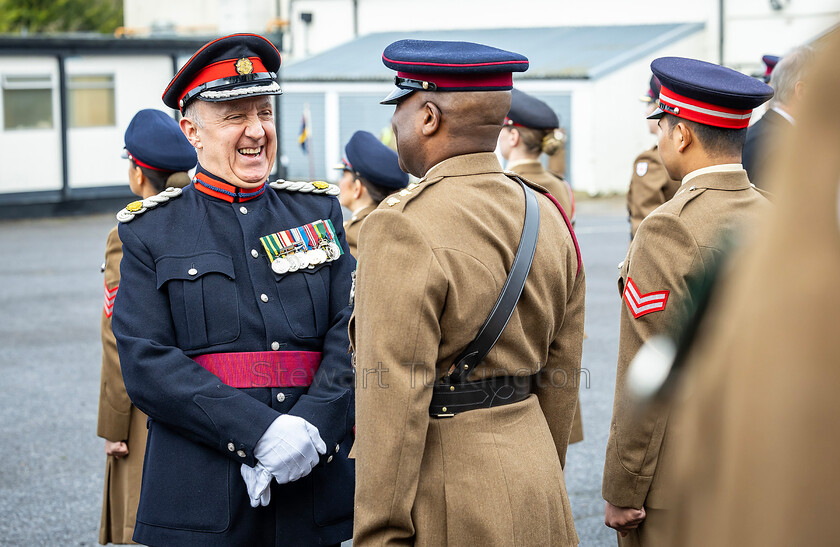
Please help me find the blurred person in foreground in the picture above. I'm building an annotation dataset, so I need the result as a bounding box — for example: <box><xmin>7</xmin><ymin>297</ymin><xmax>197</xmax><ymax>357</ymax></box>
<box><xmin>97</xmin><ymin>109</ymin><xmax>195</xmax><ymax>544</ymax></box>
<box><xmin>336</xmin><ymin>130</ymin><xmax>408</xmax><ymax>256</ymax></box>
<box><xmin>602</xmin><ymin>57</ymin><xmax>773</xmax><ymax>546</ymax></box>
<box><xmin>499</xmin><ymin>88</ymin><xmax>576</xmax><ymax>223</ymax></box>
<box><xmin>626</xmin><ymin>75</ymin><xmax>681</xmax><ymax>240</ymax></box>
<box><xmin>350</xmin><ymin>39</ymin><xmax>585</xmax><ymax>545</ymax></box>
<box><xmin>743</xmin><ymin>45</ymin><xmax>815</xmax><ymax>188</ymax></box>
<box><xmin>664</xmin><ymin>31</ymin><xmax>840</xmax><ymax>546</ymax></box>
<box><xmin>111</xmin><ymin>34</ymin><xmax>355</xmax><ymax>546</ymax></box>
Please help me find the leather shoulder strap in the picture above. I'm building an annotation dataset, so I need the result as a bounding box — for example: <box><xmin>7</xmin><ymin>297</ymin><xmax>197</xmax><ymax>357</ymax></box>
<box><xmin>446</xmin><ymin>176</ymin><xmax>540</xmax><ymax>383</ymax></box>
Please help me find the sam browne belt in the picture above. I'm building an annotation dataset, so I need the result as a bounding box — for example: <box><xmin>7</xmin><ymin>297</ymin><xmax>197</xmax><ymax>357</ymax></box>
<box><xmin>430</xmin><ymin>175</ymin><xmax>540</xmax><ymax>418</ymax></box>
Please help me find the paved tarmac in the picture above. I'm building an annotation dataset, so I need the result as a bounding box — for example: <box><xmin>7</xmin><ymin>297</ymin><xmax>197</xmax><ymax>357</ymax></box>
<box><xmin>0</xmin><ymin>195</ymin><xmax>629</xmax><ymax>546</ymax></box>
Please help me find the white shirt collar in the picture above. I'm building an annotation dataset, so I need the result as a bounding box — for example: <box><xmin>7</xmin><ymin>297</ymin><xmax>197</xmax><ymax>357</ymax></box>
<box><xmin>682</xmin><ymin>163</ymin><xmax>744</xmax><ymax>185</ymax></box>
<box><xmin>772</xmin><ymin>106</ymin><xmax>795</xmax><ymax>125</ymax></box>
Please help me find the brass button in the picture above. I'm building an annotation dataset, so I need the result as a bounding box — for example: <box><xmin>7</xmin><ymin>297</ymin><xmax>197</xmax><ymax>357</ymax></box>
<box><xmin>251</xmin><ymin>249</ymin><xmax>259</xmax><ymax>258</ymax></box>
<box><xmin>276</xmin><ymin>392</ymin><xmax>286</xmax><ymax>403</ymax></box>
<box><xmin>227</xmin><ymin>442</ymin><xmax>235</xmax><ymax>452</ymax></box>
<box><xmin>271</xmin><ymin>341</ymin><xmax>280</xmax><ymax>351</ymax></box>
<box><xmin>441</xmin><ymin>407</ymin><xmax>447</xmax><ymax>413</ymax></box>
<box><xmin>188</xmin><ymin>268</ymin><xmax>198</xmax><ymax>276</ymax></box>
<box><xmin>260</xmin><ymin>294</ymin><xmax>269</xmax><ymax>303</ymax></box>
<box><xmin>239</xmin><ymin>206</ymin><xmax>248</xmax><ymax>214</ymax></box>
<box><xmin>327</xmin><ymin>455</ymin><xmax>334</xmax><ymax>463</ymax></box>
<box><xmin>335</xmin><ymin>444</ymin><xmax>340</xmax><ymax>454</ymax></box>
<box><xmin>236</xmin><ymin>450</ymin><xmax>246</xmax><ymax>458</ymax></box>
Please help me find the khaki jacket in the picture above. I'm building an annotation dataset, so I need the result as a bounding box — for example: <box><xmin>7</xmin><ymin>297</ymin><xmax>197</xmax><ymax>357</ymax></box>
<box><xmin>627</xmin><ymin>147</ymin><xmax>681</xmax><ymax>239</ymax></box>
<box><xmin>508</xmin><ymin>158</ymin><xmax>575</xmax><ymax>222</ymax></box>
<box><xmin>343</xmin><ymin>204</ymin><xmax>377</xmax><ymax>257</ymax></box>
<box><xmin>666</xmin><ymin>32</ymin><xmax>840</xmax><ymax>546</ymax></box>
<box><xmin>97</xmin><ymin>226</ymin><xmax>147</xmax><ymax>544</ymax></box>
<box><xmin>350</xmin><ymin>152</ymin><xmax>584</xmax><ymax>546</ymax></box>
<box><xmin>603</xmin><ymin>167</ymin><xmax>769</xmax><ymax>513</ymax></box>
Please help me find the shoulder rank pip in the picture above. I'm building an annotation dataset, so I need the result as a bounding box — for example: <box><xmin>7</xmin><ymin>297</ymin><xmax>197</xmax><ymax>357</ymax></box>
<box><xmin>116</xmin><ymin>187</ymin><xmax>183</xmax><ymax>223</ymax></box>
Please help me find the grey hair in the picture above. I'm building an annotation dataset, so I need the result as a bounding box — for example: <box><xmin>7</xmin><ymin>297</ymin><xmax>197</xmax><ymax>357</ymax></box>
<box><xmin>183</xmin><ymin>101</ymin><xmax>204</xmax><ymax>128</ymax></box>
<box><xmin>769</xmin><ymin>45</ymin><xmax>815</xmax><ymax>106</ymax></box>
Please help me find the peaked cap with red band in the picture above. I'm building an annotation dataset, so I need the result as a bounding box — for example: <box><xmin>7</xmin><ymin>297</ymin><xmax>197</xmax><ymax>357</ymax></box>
<box><xmin>122</xmin><ymin>109</ymin><xmax>196</xmax><ymax>172</ymax></box>
<box><xmin>762</xmin><ymin>54</ymin><xmax>780</xmax><ymax>83</ymax></box>
<box><xmin>505</xmin><ymin>88</ymin><xmax>559</xmax><ymax>129</ymax></box>
<box><xmin>647</xmin><ymin>57</ymin><xmax>774</xmax><ymax>129</ymax></box>
<box><xmin>380</xmin><ymin>39</ymin><xmax>528</xmax><ymax>105</ymax></box>
<box><xmin>163</xmin><ymin>33</ymin><xmax>282</xmax><ymax>113</ymax></box>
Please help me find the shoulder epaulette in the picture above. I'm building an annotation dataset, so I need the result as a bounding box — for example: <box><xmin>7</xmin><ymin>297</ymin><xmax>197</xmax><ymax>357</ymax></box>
<box><xmin>269</xmin><ymin>179</ymin><xmax>339</xmax><ymax>196</ymax></box>
<box><xmin>378</xmin><ymin>180</ymin><xmax>430</xmax><ymax>212</ymax></box>
<box><xmin>116</xmin><ymin>187</ymin><xmax>183</xmax><ymax>223</ymax></box>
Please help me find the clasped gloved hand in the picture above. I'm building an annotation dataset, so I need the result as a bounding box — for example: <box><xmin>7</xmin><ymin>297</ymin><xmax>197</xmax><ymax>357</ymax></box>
<box><xmin>255</xmin><ymin>414</ymin><xmax>326</xmax><ymax>486</ymax></box>
<box><xmin>240</xmin><ymin>461</ymin><xmax>272</xmax><ymax>507</ymax></box>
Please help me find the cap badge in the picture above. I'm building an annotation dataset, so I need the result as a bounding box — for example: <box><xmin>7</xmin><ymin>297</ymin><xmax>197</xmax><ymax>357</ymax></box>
<box><xmin>235</xmin><ymin>57</ymin><xmax>254</xmax><ymax>76</ymax></box>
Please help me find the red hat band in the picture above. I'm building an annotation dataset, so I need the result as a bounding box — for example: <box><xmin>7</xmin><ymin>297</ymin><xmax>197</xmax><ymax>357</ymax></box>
<box><xmin>658</xmin><ymin>86</ymin><xmax>753</xmax><ymax>129</ymax></box>
<box><xmin>179</xmin><ymin>56</ymin><xmax>269</xmax><ymax>108</ymax></box>
<box><xmin>396</xmin><ymin>70</ymin><xmax>513</xmax><ymax>91</ymax></box>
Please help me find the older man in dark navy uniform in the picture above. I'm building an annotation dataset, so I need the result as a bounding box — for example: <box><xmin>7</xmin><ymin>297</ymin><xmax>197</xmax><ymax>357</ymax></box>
<box><xmin>112</xmin><ymin>33</ymin><xmax>354</xmax><ymax>546</ymax></box>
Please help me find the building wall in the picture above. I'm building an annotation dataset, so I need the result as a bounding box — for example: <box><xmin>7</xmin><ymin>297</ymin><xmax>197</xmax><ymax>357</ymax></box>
<box><xmin>0</xmin><ymin>56</ymin><xmax>62</xmax><ymax>193</ymax></box>
<box><xmin>66</xmin><ymin>55</ymin><xmax>175</xmax><ymax>189</ymax></box>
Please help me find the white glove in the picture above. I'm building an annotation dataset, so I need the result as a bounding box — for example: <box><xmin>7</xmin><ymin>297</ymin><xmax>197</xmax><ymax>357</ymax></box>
<box><xmin>240</xmin><ymin>462</ymin><xmax>272</xmax><ymax>508</ymax></box>
<box><xmin>255</xmin><ymin>414</ymin><xmax>326</xmax><ymax>485</ymax></box>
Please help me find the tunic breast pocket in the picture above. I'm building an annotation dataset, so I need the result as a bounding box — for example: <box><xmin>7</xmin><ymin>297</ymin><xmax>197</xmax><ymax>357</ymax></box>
<box><xmin>274</xmin><ymin>263</ymin><xmax>330</xmax><ymax>339</ymax></box>
<box><xmin>156</xmin><ymin>252</ymin><xmax>240</xmax><ymax>350</ymax></box>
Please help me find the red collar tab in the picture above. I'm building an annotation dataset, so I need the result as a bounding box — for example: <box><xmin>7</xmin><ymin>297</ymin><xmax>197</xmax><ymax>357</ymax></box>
<box><xmin>658</xmin><ymin>85</ymin><xmax>753</xmax><ymax>129</ymax></box>
<box><xmin>193</xmin><ymin>171</ymin><xmax>266</xmax><ymax>203</ymax></box>
<box><xmin>396</xmin><ymin>70</ymin><xmax>513</xmax><ymax>91</ymax></box>
<box><xmin>180</xmin><ymin>56</ymin><xmax>269</xmax><ymax>109</ymax></box>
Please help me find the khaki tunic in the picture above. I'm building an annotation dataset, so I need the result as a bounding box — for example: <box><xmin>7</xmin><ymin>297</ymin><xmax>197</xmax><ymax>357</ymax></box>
<box><xmin>626</xmin><ymin>147</ymin><xmax>681</xmax><ymax>239</ymax></box>
<box><xmin>603</xmin><ymin>167</ymin><xmax>769</xmax><ymax>544</ymax></box>
<box><xmin>665</xmin><ymin>32</ymin><xmax>840</xmax><ymax>546</ymax></box>
<box><xmin>343</xmin><ymin>204</ymin><xmax>377</xmax><ymax>257</ymax></box>
<box><xmin>97</xmin><ymin>226</ymin><xmax>146</xmax><ymax>545</ymax></box>
<box><xmin>507</xmin><ymin>159</ymin><xmax>582</xmax><ymax>444</ymax></box>
<box><xmin>350</xmin><ymin>152</ymin><xmax>584</xmax><ymax>546</ymax></box>
<box><xmin>508</xmin><ymin>158</ymin><xmax>575</xmax><ymax>223</ymax></box>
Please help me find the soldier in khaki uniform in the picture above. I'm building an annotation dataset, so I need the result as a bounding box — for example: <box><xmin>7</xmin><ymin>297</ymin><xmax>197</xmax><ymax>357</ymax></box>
<box><xmin>351</xmin><ymin>40</ymin><xmax>585</xmax><ymax>546</ymax></box>
<box><xmin>664</xmin><ymin>32</ymin><xmax>840</xmax><ymax>546</ymax></box>
<box><xmin>498</xmin><ymin>88</ymin><xmax>583</xmax><ymax>444</ymax></box>
<box><xmin>499</xmin><ymin>88</ymin><xmax>575</xmax><ymax>223</ymax></box>
<box><xmin>97</xmin><ymin>109</ymin><xmax>195</xmax><ymax>544</ymax></box>
<box><xmin>627</xmin><ymin>75</ymin><xmax>681</xmax><ymax>239</ymax></box>
<box><xmin>602</xmin><ymin>57</ymin><xmax>774</xmax><ymax>545</ymax></box>
<box><xmin>336</xmin><ymin>130</ymin><xmax>408</xmax><ymax>256</ymax></box>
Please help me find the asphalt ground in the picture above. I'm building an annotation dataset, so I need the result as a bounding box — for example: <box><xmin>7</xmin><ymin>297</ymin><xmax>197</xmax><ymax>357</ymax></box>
<box><xmin>0</xmin><ymin>195</ymin><xmax>629</xmax><ymax>546</ymax></box>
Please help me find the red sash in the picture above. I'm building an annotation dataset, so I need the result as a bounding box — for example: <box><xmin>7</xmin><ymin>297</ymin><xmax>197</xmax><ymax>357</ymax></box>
<box><xmin>193</xmin><ymin>351</ymin><xmax>320</xmax><ymax>388</ymax></box>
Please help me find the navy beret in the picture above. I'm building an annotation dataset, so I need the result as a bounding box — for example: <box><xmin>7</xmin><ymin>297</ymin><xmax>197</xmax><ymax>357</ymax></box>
<box><xmin>380</xmin><ymin>39</ymin><xmax>528</xmax><ymax>105</ymax></box>
<box><xmin>762</xmin><ymin>54</ymin><xmax>780</xmax><ymax>83</ymax></box>
<box><xmin>163</xmin><ymin>33</ymin><xmax>282</xmax><ymax>113</ymax></box>
<box><xmin>505</xmin><ymin>89</ymin><xmax>559</xmax><ymax>129</ymax></box>
<box><xmin>123</xmin><ymin>109</ymin><xmax>196</xmax><ymax>172</ymax></box>
<box><xmin>648</xmin><ymin>57</ymin><xmax>774</xmax><ymax>129</ymax></box>
<box><xmin>340</xmin><ymin>131</ymin><xmax>408</xmax><ymax>190</ymax></box>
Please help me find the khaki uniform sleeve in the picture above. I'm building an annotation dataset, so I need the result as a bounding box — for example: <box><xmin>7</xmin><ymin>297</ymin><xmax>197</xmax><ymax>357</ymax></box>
<box><xmin>534</xmin><ymin>253</ymin><xmax>585</xmax><ymax>467</ymax></box>
<box><xmin>351</xmin><ymin>209</ymin><xmax>448</xmax><ymax>546</ymax></box>
<box><xmin>96</xmin><ymin>227</ymin><xmax>133</xmax><ymax>442</ymax></box>
<box><xmin>628</xmin><ymin>151</ymin><xmax>678</xmax><ymax>238</ymax></box>
<box><xmin>602</xmin><ymin>212</ymin><xmax>703</xmax><ymax>509</ymax></box>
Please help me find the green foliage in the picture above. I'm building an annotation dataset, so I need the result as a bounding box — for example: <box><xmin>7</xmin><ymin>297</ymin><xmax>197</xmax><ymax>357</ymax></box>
<box><xmin>0</xmin><ymin>0</ymin><xmax>124</xmax><ymax>34</ymax></box>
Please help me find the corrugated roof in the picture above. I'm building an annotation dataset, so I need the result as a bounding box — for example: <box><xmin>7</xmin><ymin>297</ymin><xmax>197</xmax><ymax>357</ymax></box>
<box><xmin>281</xmin><ymin>23</ymin><xmax>704</xmax><ymax>82</ymax></box>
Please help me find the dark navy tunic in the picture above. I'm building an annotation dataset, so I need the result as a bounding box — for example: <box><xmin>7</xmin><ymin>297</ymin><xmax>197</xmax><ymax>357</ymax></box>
<box><xmin>112</xmin><ymin>168</ymin><xmax>355</xmax><ymax>546</ymax></box>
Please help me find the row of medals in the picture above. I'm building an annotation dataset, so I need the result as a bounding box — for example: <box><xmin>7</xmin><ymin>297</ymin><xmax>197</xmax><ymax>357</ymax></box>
<box><xmin>271</xmin><ymin>239</ymin><xmax>342</xmax><ymax>274</ymax></box>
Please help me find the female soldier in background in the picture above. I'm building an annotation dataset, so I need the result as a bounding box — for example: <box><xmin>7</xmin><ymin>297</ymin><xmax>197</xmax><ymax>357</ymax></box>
<box><xmin>97</xmin><ymin>109</ymin><xmax>196</xmax><ymax>544</ymax></box>
<box><xmin>337</xmin><ymin>130</ymin><xmax>408</xmax><ymax>256</ymax></box>
<box><xmin>498</xmin><ymin>88</ymin><xmax>575</xmax><ymax>224</ymax></box>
